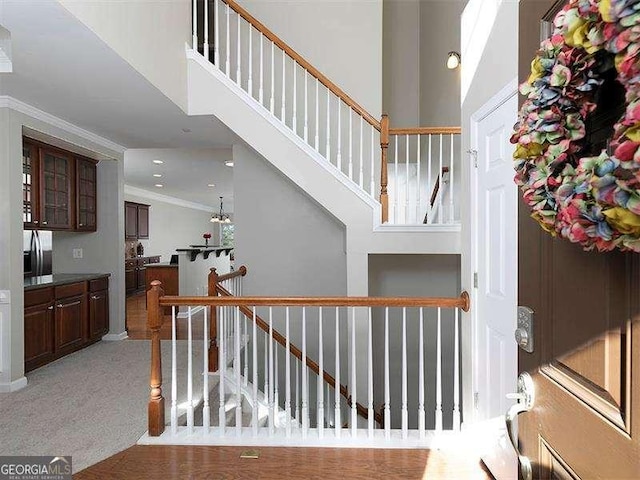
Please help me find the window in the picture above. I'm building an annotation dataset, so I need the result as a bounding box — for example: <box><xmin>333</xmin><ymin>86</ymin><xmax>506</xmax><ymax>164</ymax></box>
<box><xmin>221</xmin><ymin>224</ymin><xmax>234</xmax><ymax>247</ymax></box>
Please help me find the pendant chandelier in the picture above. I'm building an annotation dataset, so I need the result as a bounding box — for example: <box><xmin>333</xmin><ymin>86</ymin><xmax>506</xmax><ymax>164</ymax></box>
<box><xmin>210</xmin><ymin>196</ymin><xmax>231</xmax><ymax>223</ymax></box>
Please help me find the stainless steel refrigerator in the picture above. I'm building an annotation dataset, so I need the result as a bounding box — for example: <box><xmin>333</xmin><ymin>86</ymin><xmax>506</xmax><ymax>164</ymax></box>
<box><xmin>23</xmin><ymin>230</ymin><xmax>53</xmax><ymax>278</ymax></box>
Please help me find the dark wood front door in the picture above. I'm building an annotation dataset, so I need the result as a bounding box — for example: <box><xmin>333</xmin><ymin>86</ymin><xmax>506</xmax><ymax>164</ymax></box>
<box><xmin>517</xmin><ymin>1</ymin><xmax>640</xmax><ymax>477</ymax></box>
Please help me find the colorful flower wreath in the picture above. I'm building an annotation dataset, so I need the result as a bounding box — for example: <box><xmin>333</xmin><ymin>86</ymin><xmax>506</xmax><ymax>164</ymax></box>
<box><xmin>511</xmin><ymin>0</ymin><xmax>640</xmax><ymax>252</ymax></box>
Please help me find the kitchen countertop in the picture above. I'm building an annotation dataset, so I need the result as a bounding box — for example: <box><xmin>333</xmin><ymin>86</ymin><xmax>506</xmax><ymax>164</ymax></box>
<box><xmin>24</xmin><ymin>273</ymin><xmax>110</xmax><ymax>291</ymax></box>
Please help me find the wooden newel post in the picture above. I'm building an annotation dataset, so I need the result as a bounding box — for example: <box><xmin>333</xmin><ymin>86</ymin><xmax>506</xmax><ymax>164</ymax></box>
<box><xmin>380</xmin><ymin>114</ymin><xmax>389</xmax><ymax>223</ymax></box>
<box><xmin>147</xmin><ymin>280</ymin><xmax>165</xmax><ymax>436</ymax></box>
<box><xmin>208</xmin><ymin>268</ymin><xmax>219</xmax><ymax>373</ymax></box>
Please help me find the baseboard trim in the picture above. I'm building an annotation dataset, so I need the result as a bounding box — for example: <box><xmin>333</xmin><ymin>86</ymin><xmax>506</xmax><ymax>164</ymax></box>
<box><xmin>102</xmin><ymin>331</ymin><xmax>128</xmax><ymax>341</ymax></box>
<box><xmin>0</xmin><ymin>376</ymin><xmax>27</xmax><ymax>393</ymax></box>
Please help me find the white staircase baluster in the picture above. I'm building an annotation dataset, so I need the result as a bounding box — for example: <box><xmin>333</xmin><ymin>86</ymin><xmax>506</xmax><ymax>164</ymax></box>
<box><xmin>401</xmin><ymin>307</ymin><xmax>408</xmax><ymax>439</ymax></box>
<box><xmin>171</xmin><ymin>306</ymin><xmax>177</xmax><ymax>434</ymax></box>
<box><xmin>269</xmin><ymin>42</ymin><xmax>275</xmax><ymax>114</ymax></box>
<box><xmin>304</xmin><ymin>71</ymin><xmax>309</xmax><ymax>142</ymax></box>
<box><xmin>334</xmin><ymin>307</ymin><xmax>341</xmax><ymax>438</ymax></box>
<box><xmin>244</xmin><ymin>315</ymin><xmax>249</xmax><ymax>385</ymax></box>
<box><xmin>252</xmin><ymin>307</ymin><xmax>259</xmax><ymax>436</ymax></box>
<box><xmin>275</xmin><ymin>338</ymin><xmax>279</xmax><ymax>412</ymax></box>
<box><xmin>449</xmin><ymin>133</ymin><xmax>455</xmax><ymax>223</ymax></box>
<box><xmin>235</xmin><ymin>306</ymin><xmax>242</xmax><ymax>435</ymax></box>
<box><xmin>367</xmin><ymin>307</ymin><xmax>373</xmax><ymax>438</ymax></box>
<box><xmin>302</xmin><ymin>306</ymin><xmax>308</xmax><ymax>437</ymax></box>
<box><xmin>317</xmin><ymin>306</ymin><xmax>324</xmax><ymax>438</ymax></box>
<box><xmin>427</xmin><ymin>135</ymin><xmax>433</xmax><ymax>224</ymax></box>
<box><xmin>268</xmin><ymin>307</ymin><xmax>275</xmax><ymax>435</ymax></box>
<box><xmin>417</xmin><ymin>135</ymin><xmax>422</xmax><ymax>223</ymax></box>
<box><xmin>285</xmin><ymin>307</ymin><xmax>291</xmax><ymax>438</ymax></box>
<box><xmin>292</xmin><ymin>61</ymin><xmax>298</xmax><ymax>135</ymax></box>
<box><xmin>258</xmin><ymin>33</ymin><xmax>264</xmax><ymax>105</ymax></box>
<box><xmin>236</xmin><ymin>12</ymin><xmax>241</xmax><ymax>86</ymax></box>
<box><xmin>359</xmin><ymin>116</ymin><xmax>364</xmax><ymax>189</ymax></box>
<box><xmin>384</xmin><ymin>306</ymin><xmax>390</xmax><ymax>439</ymax></box>
<box><xmin>348</xmin><ymin>110</ymin><xmax>353</xmax><ymax>180</ymax></box>
<box><xmin>187</xmin><ymin>307</ymin><xmax>194</xmax><ymax>434</ymax></box>
<box><xmin>438</xmin><ymin>134</ymin><xmax>443</xmax><ymax>224</ymax></box>
<box><xmin>219</xmin><ymin>306</ymin><xmax>226</xmax><ymax>435</ymax></box>
<box><xmin>192</xmin><ymin>0</ymin><xmax>197</xmax><ymax>51</ymax></box>
<box><xmin>453</xmin><ymin>308</ymin><xmax>461</xmax><ymax>430</ymax></box>
<box><xmin>225</xmin><ymin>3</ymin><xmax>230</xmax><ymax>75</ymax></box>
<box><xmin>281</xmin><ymin>52</ymin><xmax>286</xmax><ymax>124</ymax></box>
<box><xmin>370</xmin><ymin>126</ymin><xmax>375</xmax><ymax>196</ymax></box>
<box><xmin>203</xmin><ymin>0</ymin><xmax>209</xmax><ymax>62</ymax></box>
<box><xmin>405</xmin><ymin>135</ymin><xmax>410</xmax><ymax>223</ymax></box>
<box><xmin>314</xmin><ymin>78</ymin><xmax>319</xmax><ymax>150</ymax></box>
<box><xmin>248</xmin><ymin>25</ymin><xmax>253</xmax><ymax>96</ymax></box>
<box><xmin>350</xmin><ymin>307</ymin><xmax>357</xmax><ymax>437</ymax></box>
<box><xmin>336</xmin><ymin>98</ymin><xmax>342</xmax><ymax>171</ymax></box>
<box><xmin>295</xmin><ymin>358</ymin><xmax>300</xmax><ymax>424</ymax></box>
<box><xmin>325</xmin><ymin>88</ymin><xmax>331</xmax><ymax>160</ymax></box>
<box><xmin>418</xmin><ymin>307</ymin><xmax>425</xmax><ymax>438</ymax></box>
<box><xmin>394</xmin><ymin>136</ymin><xmax>398</xmax><ymax>223</ymax></box>
<box><xmin>263</xmin><ymin>328</ymin><xmax>268</xmax><ymax>401</ymax></box>
<box><xmin>203</xmin><ymin>306</ymin><xmax>210</xmax><ymax>434</ymax></box>
<box><xmin>435</xmin><ymin>307</ymin><xmax>443</xmax><ymax>431</ymax></box>
<box><xmin>214</xmin><ymin>0</ymin><xmax>220</xmax><ymax>65</ymax></box>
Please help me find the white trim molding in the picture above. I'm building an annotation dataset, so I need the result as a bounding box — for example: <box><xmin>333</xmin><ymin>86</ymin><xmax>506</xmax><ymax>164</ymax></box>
<box><xmin>125</xmin><ymin>184</ymin><xmax>216</xmax><ymax>212</ymax></box>
<box><xmin>0</xmin><ymin>95</ymin><xmax>126</xmax><ymax>154</ymax></box>
<box><xmin>0</xmin><ymin>376</ymin><xmax>27</xmax><ymax>393</ymax></box>
<box><xmin>102</xmin><ymin>331</ymin><xmax>129</xmax><ymax>342</ymax></box>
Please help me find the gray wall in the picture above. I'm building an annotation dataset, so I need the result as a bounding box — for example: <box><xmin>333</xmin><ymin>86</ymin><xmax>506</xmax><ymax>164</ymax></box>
<box><xmin>369</xmin><ymin>254</ymin><xmax>461</xmax><ymax>429</ymax></box>
<box><xmin>383</xmin><ymin>0</ymin><xmax>463</xmax><ymax>127</ymax></box>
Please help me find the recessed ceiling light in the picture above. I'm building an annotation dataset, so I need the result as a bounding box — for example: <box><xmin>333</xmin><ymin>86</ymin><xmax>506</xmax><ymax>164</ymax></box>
<box><xmin>225</xmin><ymin>161</ymin><xmax>234</xmax><ymax>167</ymax></box>
<box><xmin>153</xmin><ymin>174</ymin><xmax>162</xmax><ymax>178</ymax></box>
<box><xmin>153</xmin><ymin>160</ymin><xmax>163</xmax><ymax>164</ymax></box>
<box><xmin>207</xmin><ymin>183</ymin><xmax>215</xmax><ymax>187</ymax></box>
<box><xmin>155</xmin><ymin>184</ymin><xmax>163</xmax><ymax>188</ymax></box>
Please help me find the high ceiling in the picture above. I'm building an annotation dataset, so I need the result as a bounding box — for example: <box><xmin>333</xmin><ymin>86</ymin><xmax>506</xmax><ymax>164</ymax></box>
<box><xmin>0</xmin><ymin>0</ymin><xmax>238</xmax><ymax>207</ymax></box>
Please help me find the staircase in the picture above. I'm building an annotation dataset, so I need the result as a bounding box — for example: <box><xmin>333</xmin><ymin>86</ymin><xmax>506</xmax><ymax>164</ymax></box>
<box><xmin>185</xmin><ymin>0</ymin><xmax>462</xmax><ymax>267</ymax></box>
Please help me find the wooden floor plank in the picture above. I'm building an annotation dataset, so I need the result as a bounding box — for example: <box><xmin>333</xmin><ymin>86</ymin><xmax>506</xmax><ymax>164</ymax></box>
<box><xmin>75</xmin><ymin>445</ymin><xmax>494</xmax><ymax>479</ymax></box>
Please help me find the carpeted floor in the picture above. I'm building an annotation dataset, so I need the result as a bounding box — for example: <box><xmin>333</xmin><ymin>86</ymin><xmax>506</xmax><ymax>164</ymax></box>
<box><xmin>0</xmin><ymin>339</ymin><xmax>205</xmax><ymax>473</ymax></box>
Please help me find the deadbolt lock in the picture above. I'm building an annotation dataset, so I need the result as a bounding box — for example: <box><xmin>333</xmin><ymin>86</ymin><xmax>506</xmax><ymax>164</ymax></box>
<box><xmin>516</xmin><ymin>306</ymin><xmax>534</xmax><ymax>353</ymax></box>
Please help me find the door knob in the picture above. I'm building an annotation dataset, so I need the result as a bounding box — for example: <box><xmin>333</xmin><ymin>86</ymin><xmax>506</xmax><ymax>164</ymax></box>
<box><xmin>505</xmin><ymin>372</ymin><xmax>535</xmax><ymax>480</ymax></box>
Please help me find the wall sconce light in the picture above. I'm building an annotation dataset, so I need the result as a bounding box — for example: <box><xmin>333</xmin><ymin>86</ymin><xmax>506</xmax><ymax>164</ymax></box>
<box><xmin>446</xmin><ymin>51</ymin><xmax>461</xmax><ymax>70</ymax></box>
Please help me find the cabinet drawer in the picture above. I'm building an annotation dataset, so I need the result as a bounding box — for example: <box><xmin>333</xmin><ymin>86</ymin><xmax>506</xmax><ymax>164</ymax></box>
<box><xmin>89</xmin><ymin>277</ymin><xmax>109</xmax><ymax>293</ymax></box>
<box><xmin>140</xmin><ymin>257</ymin><xmax>150</xmax><ymax>265</ymax></box>
<box><xmin>148</xmin><ymin>256</ymin><xmax>160</xmax><ymax>264</ymax></box>
<box><xmin>55</xmin><ymin>281</ymin><xmax>86</xmax><ymax>299</ymax></box>
<box><xmin>25</xmin><ymin>287</ymin><xmax>54</xmax><ymax>308</ymax></box>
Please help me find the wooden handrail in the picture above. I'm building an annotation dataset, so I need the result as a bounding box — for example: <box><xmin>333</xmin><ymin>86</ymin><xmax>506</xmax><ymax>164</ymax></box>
<box><xmin>429</xmin><ymin>167</ymin><xmax>450</xmax><ymax>208</ymax></box>
<box><xmin>388</xmin><ymin>127</ymin><xmax>461</xmax><ymax>135</ymax></box>
<box><xmin>216</xmin><ymin>265</ymin><xmax>247</xmax><ymax>283</ymax></box>
<box><xmin>216</xmin><ymin>283</ymin><xmax>382</xmax><ymax>424</ymax></box>
<box><xmin>221</xmin><ymin>0</ymin><xmax>380</xmax><ymax>131</ymax></box>
<box><xmin>159</xmin><ymin>292</ymin><xmax>470</xmax><ymax>311</ymax></box>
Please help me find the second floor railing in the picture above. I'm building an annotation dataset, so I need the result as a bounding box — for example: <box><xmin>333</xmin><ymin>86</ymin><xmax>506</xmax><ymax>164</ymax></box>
<box><xmin>190</xmin><ymin>0</ymin><xmax>461</xmax><ymax>226</ymax></box>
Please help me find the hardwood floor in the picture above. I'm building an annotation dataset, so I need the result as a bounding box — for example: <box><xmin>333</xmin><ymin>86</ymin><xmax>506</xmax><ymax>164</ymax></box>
<box><xmin>126</xmin><ymin>292</ymin><xmax>205</xmax><ymax>340</ymax></box>
<box><xmin>75</xmin><ymin>445</ymin><xmax>494</xmax><ymax>479</ymax></box>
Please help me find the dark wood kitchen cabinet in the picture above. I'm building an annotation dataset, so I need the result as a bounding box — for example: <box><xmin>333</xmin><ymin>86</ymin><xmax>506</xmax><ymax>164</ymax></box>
<box><xmin>124</xmin><ymin>201</ymin><xmax>150</xmax><ymax>240</ymax></box>
<box><xmin>22</xmin><ymin>137</ymin><xmax>98</xmax><ymax>232</ymax></box>
<box><xmin>125</xmin><ymin>256</ymin><xmax>160</xmax><ymax>296</ymax></box>
<box><xmin>24</xmin><ymin>275</ymin><xmax>110</xmax><ymax>373</ymax></box>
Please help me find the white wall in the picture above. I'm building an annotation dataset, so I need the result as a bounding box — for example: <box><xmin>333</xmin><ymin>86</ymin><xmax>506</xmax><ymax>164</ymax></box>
<box><xmin>58</xmin><ymin>0</ymin><xmax>191</xmax><ymax>112</ymax></box>
<box><xmin>460</xmin><ymin>0</ymin><xmax>519</xmax><ymax>424</ymax></box>
<box><xmin>0</xmin><ymin>101</ymin><xmax>125</xmax><ymax>389</ymax></box>
<box><xmin>124</xmin><ymin>191</ymin><xmax>214</xmax><ymax>263</ymax></box>
<box><xmin>236</xmin><ymin>0</ymin><xmax>383</xmax><ymax>119</ymax></box>
<box><xmin>369</xmin><ymin>254</ymin><xmax>460</xmax><ymax>428</ymax></box>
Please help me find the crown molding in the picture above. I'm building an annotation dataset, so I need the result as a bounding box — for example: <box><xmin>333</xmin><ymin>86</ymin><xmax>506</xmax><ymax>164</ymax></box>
<box><xmin>124</xmin><ymin>184</ymin><xmax>215</xmax><ymax>212</ymax></box>
<box><xmin>0</xmin><ymin>95</ymin><xmax>126</xmax><ymax>154</ymax></box>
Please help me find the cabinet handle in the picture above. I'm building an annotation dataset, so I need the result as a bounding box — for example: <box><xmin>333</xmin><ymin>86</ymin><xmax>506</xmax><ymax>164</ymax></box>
<box><xmin>42</xmin><ymin>221</ymin><xmax>48</xmax><ymax>225</ymax></box>
<box><xmin>91</xmin><ymin>295</ymin><xmax>100</xmax><ymax>300</ymax></box>
<box><xmin>34</xmin><ymin>220</ymin><xmax>39</xmax><ymax>224</ymax></box>
<box><xmin>79</xmin><ymin>223</ymin><xmax>84</xmax><ymax>227</ymax></box>
<box><xmin>47</xmin><ymin>305</ymin><xmax>54</xmax><ymax>310</ymax></box>
<box><xmin>56</xmin><ymin>303</ymin><xmax>63</xmax><ymax>308</ymax></box>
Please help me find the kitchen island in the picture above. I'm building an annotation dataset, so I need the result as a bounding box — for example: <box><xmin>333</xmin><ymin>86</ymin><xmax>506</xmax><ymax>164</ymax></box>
<box><xmin>24</xmin><ymin>273</ymin><xmax>110</xmax><ymax>372</ymax></box>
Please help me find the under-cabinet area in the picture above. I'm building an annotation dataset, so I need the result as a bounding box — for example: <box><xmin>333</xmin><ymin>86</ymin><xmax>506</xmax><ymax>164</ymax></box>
<box><xmin>24</xmin><ymin>274</ymin><xmax>110</xmax><ymax>372</ymax></box>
